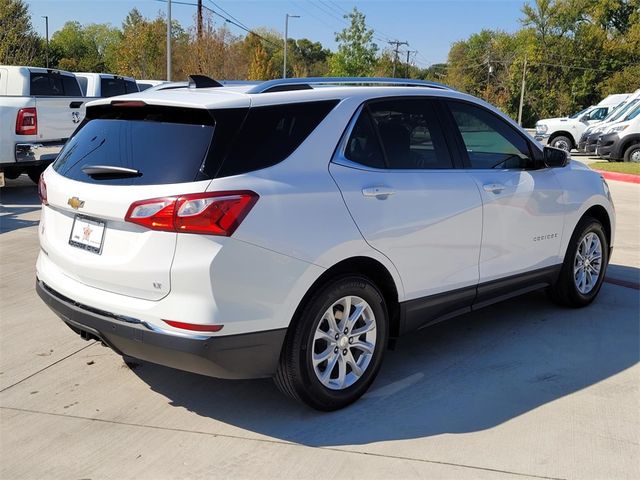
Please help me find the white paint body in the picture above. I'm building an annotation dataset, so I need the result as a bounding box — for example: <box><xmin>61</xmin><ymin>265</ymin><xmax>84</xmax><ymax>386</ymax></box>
<box><xmin>37</xmin><ymin>84</ymin><xmax>615</xmax><ymax>340</ymax></box>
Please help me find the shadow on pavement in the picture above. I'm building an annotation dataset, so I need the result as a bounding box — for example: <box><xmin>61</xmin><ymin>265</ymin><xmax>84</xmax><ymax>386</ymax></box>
<box><xmin>132</xmin><ymin>284</ymin><xmax>639</xmax><ymax>447</ymax></box>
<box><xmin>0</xmin><ymin>177</ymin><xmax>40</xmax><ymax>234</ymax></box>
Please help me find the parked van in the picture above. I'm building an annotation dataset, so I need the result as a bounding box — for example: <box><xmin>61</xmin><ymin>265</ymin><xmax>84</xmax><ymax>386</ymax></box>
<box><xmin>534</xmin><ymin>94</ymin><xmax>630</xmax><ymax>151</ymax></box>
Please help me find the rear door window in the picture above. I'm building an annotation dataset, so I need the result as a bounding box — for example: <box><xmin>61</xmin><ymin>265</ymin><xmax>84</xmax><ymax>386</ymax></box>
<box><xmin>62</xmin><ymin>75</ymin><xmax>81</xmax><ymax>96</ymax></box>
<box><xmin>368</xmin><ymin>99</ymin><xmax>453</xmax><ymax>169</ymax></box>
<box><xmin>53</xmin><ymin>107</ymin><xmax>214</xmax><ymax>186</ymax></box>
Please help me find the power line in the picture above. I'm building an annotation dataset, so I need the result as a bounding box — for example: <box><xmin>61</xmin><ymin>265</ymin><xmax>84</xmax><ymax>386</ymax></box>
<box><xmin>153</xmin><ymin>0</ymin><xmax>281</xmax><ymax>49</ymax></box>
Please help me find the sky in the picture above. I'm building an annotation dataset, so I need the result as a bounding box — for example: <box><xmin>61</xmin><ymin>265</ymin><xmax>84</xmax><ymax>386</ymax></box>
<box><xmin>25</xmin><ymin>0</ymin><xmax>527</xmax><ymax>66</ymax></box>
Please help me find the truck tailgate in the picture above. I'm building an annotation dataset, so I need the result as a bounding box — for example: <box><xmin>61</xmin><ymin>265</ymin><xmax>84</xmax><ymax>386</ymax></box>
<box><xmin>34</xmin><ymin>97</ymin><xmax>85</xmax><ymax>140</ymax></box>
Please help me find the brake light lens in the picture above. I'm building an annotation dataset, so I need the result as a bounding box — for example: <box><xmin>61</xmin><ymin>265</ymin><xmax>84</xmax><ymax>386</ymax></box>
<box><xmin>125</xmin><ymin>191</ymin><xmax>258</xmax><ymax>236</ymax></box>
<box><xmin>38</xmin><ymin>174</ymin><xmax>47</xmax><ymax>205</ymax></box>
<box><xmin>16</xmin><ymin>107</ymin><xmax>37</xmax><ymax>135</ymax></box>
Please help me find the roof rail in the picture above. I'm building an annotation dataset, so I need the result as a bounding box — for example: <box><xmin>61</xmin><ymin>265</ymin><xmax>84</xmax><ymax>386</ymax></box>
<box><xmin>246</xmin><ymin>77</ymin><xmax>452</xmax><ymax>94</ymax></box>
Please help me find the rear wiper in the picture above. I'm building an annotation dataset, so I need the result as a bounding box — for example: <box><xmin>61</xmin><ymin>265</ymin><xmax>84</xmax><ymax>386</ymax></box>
<box><xmin>81</xmin><ymin>165</ymin><xmax>141</xmax><ymax>178</ymax></box>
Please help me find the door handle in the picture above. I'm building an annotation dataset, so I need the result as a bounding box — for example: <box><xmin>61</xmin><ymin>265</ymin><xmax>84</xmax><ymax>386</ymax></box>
<box><xmin>483</xmin><ymin>183</ymin><xmax>506</xmax><ymax>194</ymax></box>
<box><xmin>362</xmin><ymin>186</ymin><xmax>395</xmax><ymax>198</ymax></box>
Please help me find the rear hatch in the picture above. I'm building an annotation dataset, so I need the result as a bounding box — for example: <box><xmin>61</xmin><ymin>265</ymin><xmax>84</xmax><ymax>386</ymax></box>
<box><xmin>40</xmin><ymin>103</ymin><xmax>231</xmax><ymax>300</ymax></box>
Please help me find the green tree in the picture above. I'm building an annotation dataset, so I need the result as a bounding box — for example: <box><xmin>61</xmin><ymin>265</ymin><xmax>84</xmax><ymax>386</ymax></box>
<box><xmin>0</xmin><ymin>0</ymin><xmax>42</xmax><ymax>65</ymax></box>
<box><xmin>289</xmin><ymin>38</ymin><xmax>330</xmax><ymax>77</ymax></box>
<box><xmin>329</xmin><ymin>8</ymin><xmax>378</xmax><ymax>76</ymax></box>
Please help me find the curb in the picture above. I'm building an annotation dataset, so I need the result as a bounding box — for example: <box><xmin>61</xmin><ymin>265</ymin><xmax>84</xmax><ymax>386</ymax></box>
<box><xmin>593</xmin><ymin>170</ymin><xmax>640</xmax><ymax>184</ymax></box>
<box><xmin>604</xmin><ymin>277</ymin><xmax>640</xmax><ymax>290</ymax></box>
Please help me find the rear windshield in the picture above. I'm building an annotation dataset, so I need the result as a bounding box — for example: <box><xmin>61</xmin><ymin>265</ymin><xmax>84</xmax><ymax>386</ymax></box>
<box><xmin>29</xmin><ymin>72</ymin><xmax>81</xmax><ymax>96</ymax></box>
<box><xmin>53</xmin><ymin>115</ymin><xmax>214</xmax><ymax>186</ymax></box>
<box><xmin>54</xmin><ymin>100</ymin><xmax>338</xmax><ymax>185</ymax></box>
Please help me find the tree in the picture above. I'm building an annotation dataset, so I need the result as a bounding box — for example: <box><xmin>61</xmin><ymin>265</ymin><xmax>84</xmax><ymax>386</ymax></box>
<box><xmin>0</xmin><ymin>0</ymin><xmax>42</xmax><ymax>65</ymax></box>
<box><xmin>329</xmin><ymin>8</ymin><xmax>378</xmax><ymax>76</ymax></box>
<box><xmin>246</xmin><ymin>33</ymin><xmax>277</xmax><ymax>80</ymax></box>
<box><xmin>289</xmin><ymin>38</ymin><xmax>330</xmax><ymax>77</ymax></box>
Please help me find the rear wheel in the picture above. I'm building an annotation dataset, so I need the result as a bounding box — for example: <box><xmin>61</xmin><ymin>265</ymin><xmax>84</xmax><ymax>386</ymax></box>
<box><xmin>550</xmin><ymin>135</ymin><xmax>573</xmax><ymax>152</ymax></box>
<box><xmin>549</xmin><ymin>216</ymin><xmax>608</xmax><ymax>307</ymax></box>
<box><xmin>623</xmin><ymin>144</ymin><xmax>640</xmax><ymax>163</ymax></box>
<box><xmin>275</xmin><ymin>275</ymin><xmax>388</xmax><ymax>410</ymax></box>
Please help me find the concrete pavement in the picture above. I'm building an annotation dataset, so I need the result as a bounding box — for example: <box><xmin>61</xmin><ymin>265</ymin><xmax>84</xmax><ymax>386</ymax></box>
<box><xmin>1</xmin><ymin>175</ymin><xmax>638</xmax><ymax>479</ymax></box>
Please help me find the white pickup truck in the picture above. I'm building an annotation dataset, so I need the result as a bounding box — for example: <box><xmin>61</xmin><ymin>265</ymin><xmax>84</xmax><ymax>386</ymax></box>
<box><xmin>75</xmin><ymin>72</ymin><xmax>139</xmax><ymax>97</ymax></box>
<box><xmin>0</xmin><ymin>66</ymin><xmax>86</xmax><ymax>184</ymax></box>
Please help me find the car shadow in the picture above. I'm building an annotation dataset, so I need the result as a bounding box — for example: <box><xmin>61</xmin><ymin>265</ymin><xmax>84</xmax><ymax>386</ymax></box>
<box><xmin>0</xmin><ymin>177</ymin><xmax>40</xmax><ymax>234</ymax></box>
<box><xmin>131</xmin><ymin>284</ymin><xmax>639</xmax><ymax>447</ymax></box>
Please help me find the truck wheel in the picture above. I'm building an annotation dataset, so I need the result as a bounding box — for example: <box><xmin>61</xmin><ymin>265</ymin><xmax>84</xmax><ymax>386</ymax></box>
<box><xmin>2</xmin><ymin>169</ymin><xmax>21</xmax><ymax>180</ymax></box>
<box><xmin>623</xmin><ymin>144</ymin><xmax>640</xmax><ymax>163</ymax></box>
<box><xmin>549</xmin><ymin>216</ymin><xmax>608</xmax><ymax>308</ymax></box>
<box><xmin>550</xmin><ymin>135</ymin><xmax>572</xmax><ymax>151</ymax></box>
<box><xmin>275</xmin><ymin>275</ymin><xmax>388</xmax><ymax>411</ymax></box>
<box><xmin>27</xmin><ymin>166</ymin><xmax>46</xmax><ymax>184</ymax></box>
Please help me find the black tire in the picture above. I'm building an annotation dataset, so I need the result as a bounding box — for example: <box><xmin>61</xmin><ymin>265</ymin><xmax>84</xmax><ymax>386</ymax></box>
<box><xmin>549</xmin><ymin>216</ymin><xmax>609</xmax><ymax>308</ymax></box>
<box><xmin>27</xmin><ymin>166</ymin><xmax>46</xmax><ymax>184</ymax></box>
<box><xmin>275</xmin><ymin>275</ymin><xmax>388</xmax><ymax>411</ymax></box>
<box><xmin>2</xmin><ymin>169</ymin><xmax>21</xmax><ymax>180</ymax></box>
<box><xmin>550</xmin><ymin>135</ymin><xmax>573</xmax><ymax>152</ymax></box>
<box><xmin>623</xmin><ymin>143</ymin><xmax>640</xmax><ymax>163</ymax></box>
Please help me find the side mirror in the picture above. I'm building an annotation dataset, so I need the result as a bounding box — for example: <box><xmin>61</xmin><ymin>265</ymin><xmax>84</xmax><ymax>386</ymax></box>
<box><xmin>543</xmin><ymin>146</ymin><xmax>569</xmax><ymax>168</ymax></box>
<box><xmin>580</xmin><ymin>114</ymin><xmax>590</xmax><ymax>123</ymax></box>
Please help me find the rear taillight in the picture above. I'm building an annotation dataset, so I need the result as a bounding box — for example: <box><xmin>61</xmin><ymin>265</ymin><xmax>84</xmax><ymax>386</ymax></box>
<box><xmin>16</xmin><ymin>107</ymin><xmax>37</xmax><ymax>135</ymax></box>
<box><xmin>38</xmin><ymin>174</ymin><xmax>47</xmax><ymax>205</ymax></box>
<box><xmin>125</xmin><ymin>191</ymin><xmax>258</xmax><ymax>236</ymax></box>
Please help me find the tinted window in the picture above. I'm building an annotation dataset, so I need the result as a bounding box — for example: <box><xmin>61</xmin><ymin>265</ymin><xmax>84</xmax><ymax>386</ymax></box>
<box><xmin>29</xmin><ymin>72</ymin><xmax>64</xmax><ymax>96</ymax></box>
<box><xmin>447</xmin><ymin>101</ymin><xmax>533</xmax><ymax>169</ymax></box>
<box><xmin>125</xmin><ymin>80</ymin><xmax>139</xmax><ymax>93</ymax></box>
<box><xmin>368</xmin><ymin>99</ymin><xmax>453</xmax><ymax>169</ymax></box>
<box><xmin>137</xmin><ymin>82</ymin><xmax>152</xmax><ymax>91</ymax></box>
<box><xmin>216</xmin><ymin>100</ymin><xmax>338</xmax><ymax>177</ymax></box>
<box><xmin>53</xmin><ymin>114</ymin><xmax>213</xmax><ymax>186</ymax></box>
<box><xmin>344</xmin><ymin>110</ymin><xmax>385</xmax><ymax>168</ymax></box>
<box><xmin>62</xmin><ymin>75</ymin><xmax>81</xmax><ymax>96</ymax></box>
<box><xmin>100</xmin><ymin>78</ymin><xmax>126</xmax><ymax>97</ymax></box>
<box><xmin>587</xmin><ymin>107</ymin><xmax>607</xmax><ymax>121</ymax></box>
<box><xmin>77</xmin><ymin>76</ymin><xmax>88</xmax><ymax>96</ymax></box>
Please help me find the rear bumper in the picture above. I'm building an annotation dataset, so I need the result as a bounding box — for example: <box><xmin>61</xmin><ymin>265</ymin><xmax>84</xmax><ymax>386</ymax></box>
<box><xmin>13</xmin><ymin>140</ymin><xmax>66</xmax><ymax>165</ymax></box>
<box><xmin>36</xmin><ymin>279</ymin><xmax>286</xmax><ymax>379</ymax></box>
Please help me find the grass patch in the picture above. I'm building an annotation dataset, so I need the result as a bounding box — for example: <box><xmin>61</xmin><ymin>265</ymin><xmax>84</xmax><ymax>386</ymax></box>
<box><xmin>590</xmin><ymin>161</ymin><xmax>640</xmax><ymax>175</ymax></box>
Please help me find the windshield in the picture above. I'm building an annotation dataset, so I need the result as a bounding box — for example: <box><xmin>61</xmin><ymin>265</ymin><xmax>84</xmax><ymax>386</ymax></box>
<box><xmin>608</xmin><ymin>99</ymin><xmax>639</xmax><ymax>122</ymax></box>
<box><xmin>569</xmin><ymin>107</ymin><xmax>590</xmax><ymax>119</ymax></box>
<box><xmin>625</xmin><ymin>104</ymin><xmax>640</xmax><ymax>121</ymax></box>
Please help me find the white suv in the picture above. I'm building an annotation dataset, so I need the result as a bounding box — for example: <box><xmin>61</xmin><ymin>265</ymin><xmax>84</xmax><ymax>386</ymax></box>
<box><xmin>36</xmin><ymin>77</ymin><xmax>615</xmax><ymax>410</ymax></box>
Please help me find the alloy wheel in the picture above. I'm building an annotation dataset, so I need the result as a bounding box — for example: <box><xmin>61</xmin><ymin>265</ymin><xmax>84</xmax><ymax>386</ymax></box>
<box><xmin>311</xmin><ymin>295</ymin><xmax>377</xmax><ymax>390</ymax></box>
<box><xmin>574</xmin><ymin>232</ymin><xmax>602</xmax><ymax>294</ymax></box>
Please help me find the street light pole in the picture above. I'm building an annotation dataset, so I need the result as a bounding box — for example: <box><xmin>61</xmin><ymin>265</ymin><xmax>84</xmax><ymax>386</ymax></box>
<box><xmin>283</xmin><ymin>13</ymin><xmax>300</xmax><ymax>79</ymax></box>
<box><xmin>42</xmin><ymin>16</ymin><xmax>49</xmax><ymax>68</ymax></box>
<box><xmin>166</xmin><ymin>0</ymin><xmax>172</xmax><ymax>81</ymax></box>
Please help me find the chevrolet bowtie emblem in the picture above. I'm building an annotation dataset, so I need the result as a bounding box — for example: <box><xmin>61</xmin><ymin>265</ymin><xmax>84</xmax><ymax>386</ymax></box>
<box><xmin>67</xmin><ymin>197</ymin><xmax>85</xmax><ymax>210</ymax></box>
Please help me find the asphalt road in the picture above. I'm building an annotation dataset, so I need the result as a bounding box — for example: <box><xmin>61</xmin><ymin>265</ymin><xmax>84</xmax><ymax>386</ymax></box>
<box><xmin>1</xmin><ymin>171</ymin><xmax>638</xmax><ymax>480</ymax></box>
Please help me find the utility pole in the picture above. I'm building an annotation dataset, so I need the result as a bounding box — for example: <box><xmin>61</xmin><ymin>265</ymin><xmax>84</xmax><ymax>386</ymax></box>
<box><xmin>42</xmin><ymin>16</ymin><xmax>49</xmax><ymax>68</ymax></box>
<box><xmin>405</xmin><ymin>50</ymin><xmax>416</xmax><ymax>78</ymax></box>
<box><xmin>166</xmin><ymin>0</ymin><xmax>172</xmax><ymax>81</ymax></box>
<box><xmin>197</xmin><ymin>0</ymin><xmax>203</xmax><ymax>39</ymax></box>
<box><xmin>283</xmin><ymin>13</ymin><xmax>300</xmax><ymax>78</ymax></box>
<box><xmin>517</xmin><ymin>56</ymin><xmax>527</xmax><ymax>126</ymax></box>
<box><xmin>388</xmin><ymin>40</ymin><xmax>408</xmax><ymax>77</ymax></box>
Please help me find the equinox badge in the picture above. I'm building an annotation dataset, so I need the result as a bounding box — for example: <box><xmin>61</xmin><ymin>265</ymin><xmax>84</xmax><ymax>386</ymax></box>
<box><xmin>67</xmin><ymin>197</ymin><xmax>85</xmax><ymax>210</ymax></box>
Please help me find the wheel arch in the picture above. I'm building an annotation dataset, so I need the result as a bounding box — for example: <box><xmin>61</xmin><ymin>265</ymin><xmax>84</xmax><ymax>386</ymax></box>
<box><xmin>581</xmin><ymin>205</ymin><xmax>612</xmax><ymax>248</ymax></box>
<box><xmin>549</xmin><ymin>130</ymin><xmax>576</xmax><ymax>148</ymax></box>
<box><xmin>288</xmin><ymin>256</ymin><xmax>402</xmax><ymax>342</ymax></box>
